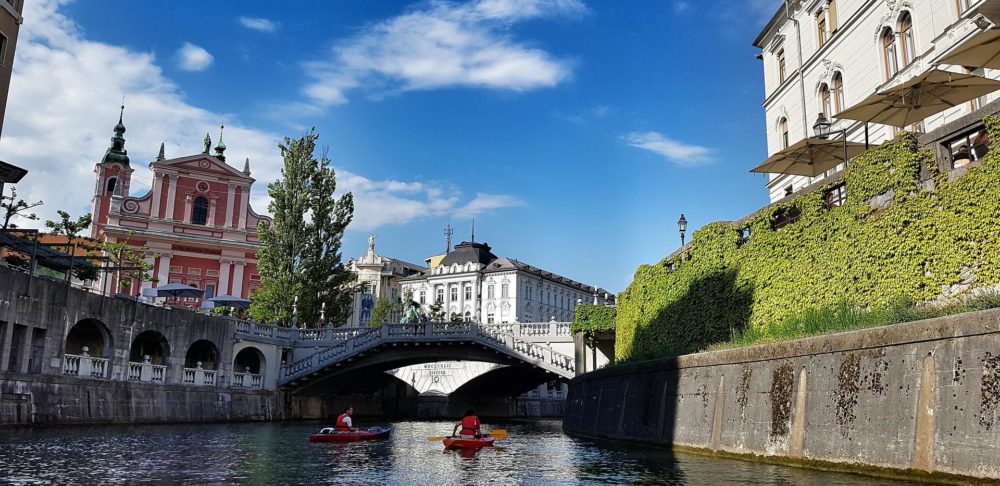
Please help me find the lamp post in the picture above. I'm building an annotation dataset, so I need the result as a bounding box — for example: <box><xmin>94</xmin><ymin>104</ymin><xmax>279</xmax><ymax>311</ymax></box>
<box><xmin>677</xmin><ymin>214</ymin><xmax>688</xmax><ymax>246</ymax></box>
<box><xmin>813</xmin><ymin>113</ymin><xmax>849</xmax><ymax>169</ymax></box>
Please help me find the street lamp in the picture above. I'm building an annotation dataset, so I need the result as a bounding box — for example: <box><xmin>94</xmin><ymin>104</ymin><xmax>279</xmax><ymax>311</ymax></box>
<box><xmin>677</xmin><ymin>214</ymin><xmax>688</xmax><ymax>246</ymax></box>
<box><xmin>813</xmin><ymin>113</ymin><xmax>850</xmax><ymax>169</ymax></box>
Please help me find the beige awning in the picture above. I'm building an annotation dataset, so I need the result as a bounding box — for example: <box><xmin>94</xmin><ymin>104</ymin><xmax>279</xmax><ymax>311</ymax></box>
<box><xmin>939</xmin><ymin>28</ymin><xmax>1000</xmax><ymax>70</ymax></box>
<box><xmin>750</xmin><ymin>137</ymin><xmax>868</xmax><ymax>177</ymax></box>
<box><xmin>835</xmin><ymin>69</ymin><xmax>1000</xmax><ymax>127</ymax></box>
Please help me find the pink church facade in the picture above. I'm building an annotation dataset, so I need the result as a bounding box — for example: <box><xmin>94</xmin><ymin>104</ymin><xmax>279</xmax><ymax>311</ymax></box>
<box><xmin>90</xmin><ymin>115</ymin><xmax>271</xmax><ymax>307</ymax></box>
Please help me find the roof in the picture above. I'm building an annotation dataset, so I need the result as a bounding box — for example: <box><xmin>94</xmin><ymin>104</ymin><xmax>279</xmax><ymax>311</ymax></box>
<box><xmin>438</xmin><ymin>241</ymin><xmax>498</xmax><ymax>267</ymax></box>
<box><xmin>482</xmin><ymin>257</ymin><xmax>614</xmax><ymax>299</ymax></box>
<box><xmin>0</xmin><ymin>232</ymin><xmax>97</xmax><ymax>272</ymax></box>
<box><xmin>752</xmin><ymin>2</ymin><xmax>788</xmax><ymax>48</ymax></box>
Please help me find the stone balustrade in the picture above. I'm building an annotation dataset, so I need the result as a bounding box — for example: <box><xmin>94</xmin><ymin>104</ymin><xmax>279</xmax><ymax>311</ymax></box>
<box><xmin>62</xmin><ymin>347</ymin><xmax>109</xmax><ymax>379</ymax></box>
<box><xmin>231</xmin><ymin>371</ymin><xmax>263</xmax><ymax>388</ymax></box>
<box><xmin>126</xmin><ymin>356</ymin><xmax>167</xmax><ymax>383</ymax></box>
<box><xmin>182</xmin><ymin>363</ymin><xmax>217</xmax><ymax>386</ymax></box>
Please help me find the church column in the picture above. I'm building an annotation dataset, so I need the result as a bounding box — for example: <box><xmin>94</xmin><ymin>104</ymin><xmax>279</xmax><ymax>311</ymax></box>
<box><xmin>238</xmin><ymin>185</ymin><xmax>249</xmax><ymax>230</ymax></box>
<box><xmin>156</xmin><ymin>253</ymin><xmax>171</xmax><ymax>291</ymax></box>
<box><xmin>208</xmin><ymin>198</ymin><xmax>218</xmax><ymax>227</ymax></box>
<box><xmin>231</xmin><ymin>262</ymin><xmax>246</xmax><ymax>298</ymax></box>
<box><xmin>225</xmin><ymin>183</ymin><xmax>236</xmax><ymax>228</ymax></box>
<box><xmin>183</xmin><ymin>195</ymin><xmax>193</xmax><ymax>223</ymax></box>
<box><xmin>151</xmin><ymin>174</ymin><xmax>163</xmax><ymax>219</ymax></box>
<box><xmin>165</xmin><ymin>174</ymin><xmax>177</xmax><ymax>221</ymax></box>
<box><xmin>219</xmin><ymin>260</ymin><xmax>231</xmax><ymax>296</ymax></box>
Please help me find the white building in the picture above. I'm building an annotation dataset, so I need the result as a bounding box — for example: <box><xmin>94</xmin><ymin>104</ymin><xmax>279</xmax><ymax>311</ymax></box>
<box><xmin>345</xmin><ymin>235</ymin><xmax>426</xmax><ymax>326</ymax></box>
<box><xmin>400</xmin><ymin>240</ymin><xmax>614</xmax><ymax>323</ymax></box>
<box><xmin>754</xmin><ymin>0</ymin><xmax>1000</xmax><ymax>202</ymax></box>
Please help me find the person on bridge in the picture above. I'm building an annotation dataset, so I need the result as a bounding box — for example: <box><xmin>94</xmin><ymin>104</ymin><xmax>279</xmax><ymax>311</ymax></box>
<box><xmin>335</xmin><ymin>406</ymin><xmax>357</xmax><ymax>432</ymax></box>
<box><xmin>452</xmin><ymin>409</ymin><xmax>481</xmax><ymax>438</ymax></box>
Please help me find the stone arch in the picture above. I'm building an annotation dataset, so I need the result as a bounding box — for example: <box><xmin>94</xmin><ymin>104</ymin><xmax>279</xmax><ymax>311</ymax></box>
<box><xmin>65</xmin><ymin>318</ymin><xmax>113</xmax><ymax>358</ymax></box>
<box><xmin>129</xmin><ymin>330</ymin><xmax>170</xmax><ymax>365</ymax></box>
<box><xmin>234</xmin><ymin>346</ymin><xmax>265</xmax><ymax>374</ymax></box>
<box><xmin>185</xmin><ymin>339</ymin><xmax>220</xmax><ymax>370</ymax></box>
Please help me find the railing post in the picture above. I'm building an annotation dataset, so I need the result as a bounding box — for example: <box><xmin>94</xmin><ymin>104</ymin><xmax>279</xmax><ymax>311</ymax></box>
<box><xmin>425</xmin><ymin>321</ymin><xmax>434</xmax><ymax>338</ymax></box>
<box><xmin>549</xmin><ymin>321</ymin><xmax>557</xmax><ymax>336</ymax></box>
<box><xmin>381</xmin><ymin>324</ymin><xmax>389</xmax><ymax>340</ymax></box>
<box><xmin>513</xmin><ymin>323</ymin><xmax>521</xmax><ymax>337</ymax></box>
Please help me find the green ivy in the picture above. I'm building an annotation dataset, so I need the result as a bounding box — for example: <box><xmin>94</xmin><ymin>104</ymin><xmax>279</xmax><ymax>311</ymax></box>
<box><xmin>572</xmin><ymin>305</ymin><xmax>617</xmax><ymax>334</ymax></box>
<box><xmin>616</xmin><ymin>122</ymin><xmax>1000</xmax><ymax>362</ymax></box>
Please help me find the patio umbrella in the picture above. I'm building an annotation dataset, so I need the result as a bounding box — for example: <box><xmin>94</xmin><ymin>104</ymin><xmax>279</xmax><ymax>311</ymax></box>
<box><xmin>750</xmin><ymin>137</ymin><xmax>868</xmax><ymax>177</ymax></box>
<box><xmin>939</xmin><ymin>28</ymin><xmax>1000</xmax><ymax>69</ymax></box>
<box><xmin>154</xmin><ymin>283</ymin><xmax>205</xmax><ymax>299</ymax></box>
<box><xmin>205</xmin><ymin>294</ymin><xmax>252</xmax><ymax>309</ymax></box>
<box><xmin>835</xmin><ymin>69</ymin><xmax>1000</xmax><ymax>128</ymax></box>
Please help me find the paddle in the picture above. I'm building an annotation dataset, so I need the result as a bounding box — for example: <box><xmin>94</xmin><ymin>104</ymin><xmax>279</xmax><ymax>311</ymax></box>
<box><xmin>428</xmin><ymin>429</ymin><xmax>508</xmax><ymax>441</ymax></box>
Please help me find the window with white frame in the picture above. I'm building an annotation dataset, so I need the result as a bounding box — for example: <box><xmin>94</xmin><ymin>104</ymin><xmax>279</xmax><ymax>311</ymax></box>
<box><xmin>501</xmin><ymin>283</ymin><xmax>509</xmax><ymax>298</ymax></box>
<box><xmin>898</xmin><ymin>12</ymin><xmax>915</xmax><ymax>67</ymax></box>
<box><xmin>882</xmin><ymin>27</ymin><xmax>898</xmax><ymax>79</ymax></box>
<box><xmin>488</xmin><ymin>284</ymin><xmax>495</xmax><ymax>299</ymax></box>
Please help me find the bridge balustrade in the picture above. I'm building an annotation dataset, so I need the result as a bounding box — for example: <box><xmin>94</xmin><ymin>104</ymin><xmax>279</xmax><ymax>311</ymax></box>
<box><xmin>126</xmin><ymin>357</ymin><xmax>167</xmax><ymax>383</ymax></box>
<box><xmin>182</xmin><ymin>363</ymin><xmax>217</xmax><ymax>386</ymax></box>
<box><xmin>62</xmin><ymin>350</ymin><xmax>109</xmax><ymax>379</ymax></box>
<box><xmin>231</xmin><ymin>371</ymin><xmax>263</xmax><ymax>388</ymax></box>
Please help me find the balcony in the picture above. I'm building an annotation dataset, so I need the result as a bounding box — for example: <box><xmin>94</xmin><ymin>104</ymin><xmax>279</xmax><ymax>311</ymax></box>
<box><xmin>62</xmin><ymin>347</ymin><xmax>109</xmax><ymax>379</ymax></box>
<box><xmin>126</xmin><ymin>356</ymin><xmax>167</xmax><ymax>383</ymax></box>
<box><xmin>182</xmin><ymin>362</ymin><xmax>217</xmax><ymax>386</ymax></box>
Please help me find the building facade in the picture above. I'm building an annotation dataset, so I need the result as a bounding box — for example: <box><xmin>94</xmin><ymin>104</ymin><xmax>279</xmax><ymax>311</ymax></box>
<box><xmin>90</xmin><ymin>116</ymin><xmax>271</xmax><ymax>306</ymax></box>
<box><xmin>400</xmin><ymin>241</ymin><xmax>614</xmax><ymax>324</ymax></box>
<box><xmin>0</xmin><ymin>0</ymin><xmax>22</xmax><ymax>139</ymax></box>
<box><xmin>345</xmin><ymin>235</ymin><xmax>426</xmax><ymax>326</ymax></box>
<box><xmin>754</xmin><ymin>0</ymin><xmax>1000</xmax><ymax>202</ymax></box>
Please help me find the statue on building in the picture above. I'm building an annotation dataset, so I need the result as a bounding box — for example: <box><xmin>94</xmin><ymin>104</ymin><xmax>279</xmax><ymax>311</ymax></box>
<box><xmin>368</xmin><ymin>233</ymin><xmax>376</xmax><ymax>255</ymax></box>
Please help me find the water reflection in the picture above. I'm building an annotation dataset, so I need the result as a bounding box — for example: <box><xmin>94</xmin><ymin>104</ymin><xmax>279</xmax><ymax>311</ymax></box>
<box><xmin>0</xmin><ymin>421</ymin><xmax>914</xmax><ymax>485</ymax></box>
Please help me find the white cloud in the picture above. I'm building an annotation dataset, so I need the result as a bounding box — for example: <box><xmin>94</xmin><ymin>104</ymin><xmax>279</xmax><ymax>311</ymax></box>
<box><xmin>176</xmin><ymin>42</ymin><xmax>213</xmax><ymax>71</ymax></box>
<box><xmin>621</xmin><ymin>131</ymin><xmax>713</xmax><ymax>167</ymax></box>
<box><xmin>0</xmin><ymin>0</ymin><xmax>522</xmax><ymax>232</ymax></box>
<box><xmin>303</xmin><ymin>0</ymin><xmax>583</xmax><ymax>106</ymax></box>
<box><xmin>673</xmin><ymin>2</ymin><xmax>690</xmax><ymax>14</ymax></box>
<box><xmin>238</xmin><ymin>16</ymin><xmax>278</xmax><ymax>33</ymax></box>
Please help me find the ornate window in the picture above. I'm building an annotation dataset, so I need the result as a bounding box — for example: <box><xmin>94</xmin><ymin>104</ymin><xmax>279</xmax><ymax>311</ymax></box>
<box><xmin>819</xmin><ymin>83</ymin><xmax>832</xmax><ymax>117</ymax></box>
<box><xmin>816</xmin><ymin>10</ymin><xmax>828</xmax><ymax>47</ymax></box>
<box><xmin>105</xmin><ymin>177</ymin><xmax>117</xmax><ymax>195</ymax></box>
<box><xmin>832</xmin><ymin>72</ymin><xmax>845</xmax><ymax>114</ymax></box>
<box><xmin>192</xmin><ymin>196</ymin><xmax>209</xmax><ymax>225</ymax></box>
<box><xmin>778</xmin><ymin>117</ymin><xmax>789</xmax><ymax>149</ymax></box>
<box><xmin>898</xmin><ymin>12</ymin><xmax>915</xmax><ymax>67</ymax></box>
<box><xmin>777</xmin><ymin>49</ymin><xmax>786</xmax><ymax>84</ymax></box>
<box><xmin>882</xmin><ymin>27</ymin><xmax>898</xmax><ymax>79</ymax></box>
<box><xmin>501</xmin><ymin>283</ymin><xmax>509</xmax><ymax>298</ymax></box>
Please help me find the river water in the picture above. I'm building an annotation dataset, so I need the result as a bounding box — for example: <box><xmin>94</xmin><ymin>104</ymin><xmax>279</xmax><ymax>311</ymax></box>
<box><xmin>0</xmin><ymin>420</ymin><xmax>913</xmax><ymax>484</ymax></box>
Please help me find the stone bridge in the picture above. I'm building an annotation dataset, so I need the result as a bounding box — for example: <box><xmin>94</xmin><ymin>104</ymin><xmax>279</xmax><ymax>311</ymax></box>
<box><xmin>277</xmin><ymin>321</ymin><xmax>577</xmax><ymax>392</ymax></box>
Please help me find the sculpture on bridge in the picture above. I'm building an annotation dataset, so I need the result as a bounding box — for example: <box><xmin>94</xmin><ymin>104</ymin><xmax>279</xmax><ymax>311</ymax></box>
<box><xmin>400</xmin><ymin>299</ymin><xmax>424</xmax><ymax>324</ymax></box>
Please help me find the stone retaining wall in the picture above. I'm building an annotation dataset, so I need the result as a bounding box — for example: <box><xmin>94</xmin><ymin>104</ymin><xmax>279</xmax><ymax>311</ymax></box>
<box><xmin>564</xmin><ymin>308</ymin><xmax>1000</xmax><ymax>481</ymax></box>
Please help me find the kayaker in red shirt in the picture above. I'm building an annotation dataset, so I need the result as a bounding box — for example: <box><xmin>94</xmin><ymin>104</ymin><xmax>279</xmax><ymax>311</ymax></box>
<box><xmin>452</xmin><ymin>409</ymin><xmax>481</xmax><ymax>438</ymax></box>
<box><xmin>335</xmin><ymin>406</ymin><xmax>357</xmax><ymax>432</ymax></box>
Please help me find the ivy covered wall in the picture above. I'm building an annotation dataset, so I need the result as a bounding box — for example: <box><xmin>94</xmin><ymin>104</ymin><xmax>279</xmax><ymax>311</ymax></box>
<box><xmin>571</xmin><ymin>304</ymin><xmax>616</xmax><ymax>334</ymax></box>
<box><xmin>616</xmin><ymin>120</ymin><xmax>1000</xmax><ymax>362</ymax></box>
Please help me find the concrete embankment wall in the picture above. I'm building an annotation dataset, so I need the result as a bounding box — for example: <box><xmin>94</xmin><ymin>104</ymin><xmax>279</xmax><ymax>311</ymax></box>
<box><xmin>563</xmin><ymin>308</ymin><xmax>1000</xmax><ymax>481</ymax></box>
<box><xmin>0</xmin><ymin>373</ymin><xmax>282</xmax><ymax>426</ymax></box>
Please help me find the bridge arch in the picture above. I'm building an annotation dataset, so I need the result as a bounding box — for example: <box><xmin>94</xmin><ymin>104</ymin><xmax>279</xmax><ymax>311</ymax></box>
<box><xmin>450</xmin><ymin>365</ymin><xmax>561</xmax><ymax>401</ymax></box>
<box><xmin>64</xmin><ymin>318</ymin><xmax>113</xmax><ymax>358</ymax></box>
<box><xmin>129</xmin><ymin>330</ymin><xmax>170</xmax><ymax>365</ymax></box>
<box><xmin>234</xmin><ymin>346</ymin><xmax>265</xmax><ymax>374</ymax></box>
<box><xmin>185</xmin><ymin>339</ymin><xmax>220</xmax><ymax>370</ymax></box>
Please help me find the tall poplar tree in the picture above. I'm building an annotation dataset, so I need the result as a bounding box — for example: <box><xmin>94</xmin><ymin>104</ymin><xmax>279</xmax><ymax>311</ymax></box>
<box><xmin>251</xmin><ymin>130</ymin><xmax>357</xmax><ymax>327</ymax></box>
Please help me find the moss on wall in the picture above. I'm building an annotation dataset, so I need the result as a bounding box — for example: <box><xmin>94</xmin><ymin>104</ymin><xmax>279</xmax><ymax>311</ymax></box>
<box><xmin>616</xmin><ymin>120</ymin><xmax>1000</xmax><ymax>362</ymax></box>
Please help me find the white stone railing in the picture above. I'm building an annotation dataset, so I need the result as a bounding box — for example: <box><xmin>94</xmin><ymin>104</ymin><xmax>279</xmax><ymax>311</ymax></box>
<box><xmin>126</xmin><ymin>356</ymin><xmax>167</xmax><ymax>383</ymax></box>
<box><xmin>62</xmin><ymin>349</ymin><xmax>109</xmax><ymax>379</ymax></box>
<box><xmin>182</xmin><ymin>363</ymin><xmax>217</xmax><ymax>386</ymax></box>
<box><xmin>231</xmin><ymin>371</ymin><xmax>264</xmax><ymax>388</ymax></box>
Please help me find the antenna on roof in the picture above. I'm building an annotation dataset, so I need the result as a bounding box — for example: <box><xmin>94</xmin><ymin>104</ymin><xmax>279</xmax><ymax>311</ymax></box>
<box><xmin>471</xmin><ymin>218</ymin><xmax>475</xmax><ymax>243</ymax></box>
<box><xmin>444</xmin><ymin>222</ymin><xmax>453</xmax><ymax>254</ymax></box>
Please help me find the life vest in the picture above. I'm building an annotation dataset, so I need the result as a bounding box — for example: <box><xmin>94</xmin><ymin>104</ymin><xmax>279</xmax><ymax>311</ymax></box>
<box><xmin>460</xmin><ymin>415</ymin><xmax>479</xmax><ymax>436</ymax></box>
<box><xmin>336</xmin><ymin>413</ymin><xmax>351</xmax><ymax>432</ymax></box>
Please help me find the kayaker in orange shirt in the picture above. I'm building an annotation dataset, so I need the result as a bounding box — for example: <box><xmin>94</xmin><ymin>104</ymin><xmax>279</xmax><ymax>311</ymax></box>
<box><xmin>452</xmin><ymin>409</ymin><xmax>481</xmax><ymax>438</ymax></box>
<box><xmin>335</xmin><ymin>406</ymin><xmax>357</xmax><ymax>432</ymax></box>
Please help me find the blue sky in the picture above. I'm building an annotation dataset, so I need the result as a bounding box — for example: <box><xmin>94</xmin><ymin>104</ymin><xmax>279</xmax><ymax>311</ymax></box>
<box><xmin>2</xmin><ymin>0</ymin><xmax>781</xmax><ymax>292</ymax></box>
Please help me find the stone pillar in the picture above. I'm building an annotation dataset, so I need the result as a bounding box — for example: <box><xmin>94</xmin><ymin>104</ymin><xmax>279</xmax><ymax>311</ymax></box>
<box><xmin>231</xmin><ymin>262</ymin><xmax>245</xmax><ymax>298</ymax></box>
<box><xmin>183</xmin><ymin>194</ymin><xmax>193</xmax><ymax>223</ymax></box>
<box><xmin>219</xmin><ymin>260</ymin><xmax>232</xmax><ymax>296</ymax></box>
<box><xmin>151</xmin><ymin>174</ymin><xmax>163</xmax><ymax>218</ymax></box>
<box><xmin>573</xmin><ymin>332</ymin><xmax>587</xmax><ymax>375</ymax></box>
<box><xmin>225</xmin><ymin>183</ymin><xmax>236</xmax><ymax>228</ymax></box>
<box><xmin>141</xmin><ymin>255</ymin><xmax>155</xmax><ymax>301</ymax></box>
<box><xmin>207</xmin><ymin>198</ymin><xmax>218</xmax><ymax>227</ymax></box>
<box><xmin>164</xmin><ymin>174</ymin><xmax>177</xmax><ymax>221</ymax></box>
<box><xmin>0</xmin><ymin>320</ymin><xmax>13</xmax><ymax>372</ymax></box>
<box><xmin>15</xmin><ymin>326</ymin><xmax>33</xmax><ymax>374</ymax></box>
<box><xmin>238</xmin><ymin>185</ymin><xmax>249</xmax><ymax>229</ymax></box>
<box><xmin>156</xmin><ymin>254</ymin><xmax>171</xmax><ymax>291</ymax></box>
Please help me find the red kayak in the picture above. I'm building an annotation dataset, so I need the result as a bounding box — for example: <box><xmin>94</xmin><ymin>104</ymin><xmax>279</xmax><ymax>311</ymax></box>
<box><xmin>443</xmin><ymin>436</ymin><xmax>495</xmax><ymax>450</ymax></box>
<box><xmin>309</xmin><ymin>427</ymin><xmax>391</xmax><ymax>443</ymax></box>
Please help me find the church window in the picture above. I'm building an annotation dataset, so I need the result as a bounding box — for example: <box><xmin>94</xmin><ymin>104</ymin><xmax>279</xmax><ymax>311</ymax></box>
<box><xmin>192</xmin><ymin>196</ymin><xmax>209</xmax><ymax>225</ymax></box>
<box><xmin>106</xmin><ymin>177</ymin><xmax>118</xmax><ymax>195</ymax></box>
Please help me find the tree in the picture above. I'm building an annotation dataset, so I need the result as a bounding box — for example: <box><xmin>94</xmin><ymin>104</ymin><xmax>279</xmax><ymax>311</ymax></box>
<box><xmin>45</xmin><ymin>210</ymin><xmax>92</xmax><ymax>238</ymax></box>
<box><xmin>99</xmin><ymin>231</ymin><xmax>154</xmax><ymax>295</ymax></box>
<box><xmin>428</xmin><ymin>298</ymin><xmax>446</xmax><ymax>323</ymax></box>
<box><xmin>368</xmin><ymin>297</ymin><xmax>394</xmax><ymax>327</ymax></box>
<box><xmin>251</xmin><ymin>129</ymin><xmax>358</xmax><ymax>326</ymax></box>
<box><xmin>1</xmin><ymin>186</ymin><xmax>43</xmax><ymax>230</ymax></box>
